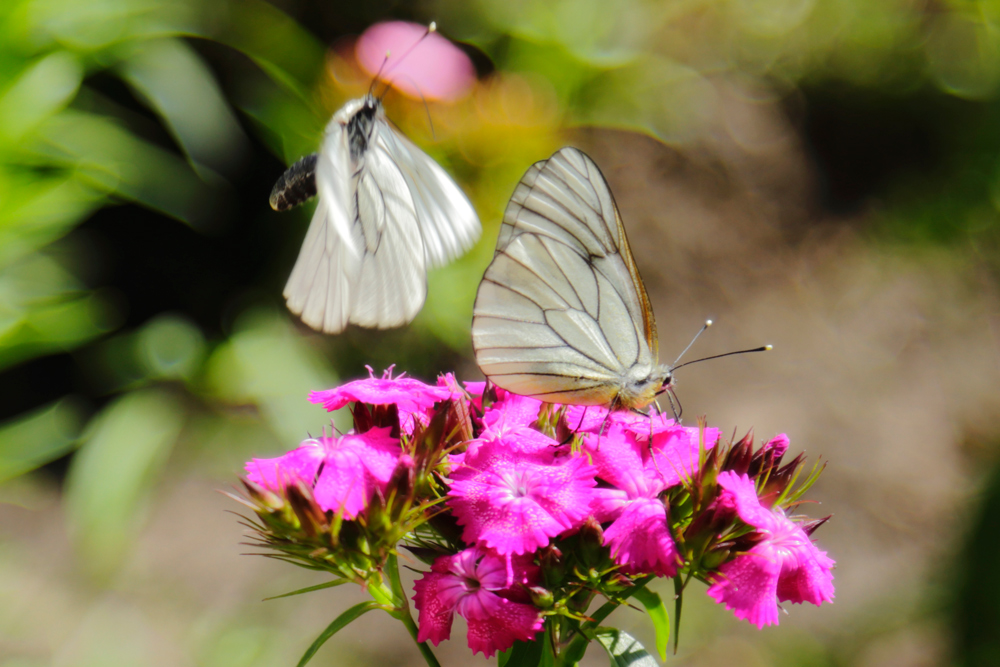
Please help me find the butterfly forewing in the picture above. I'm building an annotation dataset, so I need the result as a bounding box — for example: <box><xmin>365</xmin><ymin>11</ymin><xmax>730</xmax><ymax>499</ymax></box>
<box><xmin>472</xmin><ymin>147</ymin><xmax>659</xmax><ymax>407</ymax></box>
<box><xmin>379</xmin><ymin>127</ymin><xmax>480</xmax><ymax>267</ymax></box>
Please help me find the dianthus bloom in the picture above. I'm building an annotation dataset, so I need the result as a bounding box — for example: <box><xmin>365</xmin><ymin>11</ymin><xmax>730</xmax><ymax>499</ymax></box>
<box><xmin>238</xmin><ymin>368</ymin><xmax>836</xmax><ymax>667</ymax></box>
<box><xmin>706</xmin><ymin>470</ymin><xmax>836</xmax><ymax>627</ymax></box>
<box><xmin>582</xmin><ymin>412</ymin><xmax>719</xmax><ymax>577</ymax></box>
<box><xmin>309</xmin><ymin>366</ymin><xmax>459</xmax><ymax>432</ymax></box>
<box><xmin>413</xmin><ymin>547</ymin><xmax>544</xmax><ymax>657</ymax></box>
<box><xmin>245</xmin><ymin>427</ymin><xmax>401</xmax><ymax>518</ymax></box>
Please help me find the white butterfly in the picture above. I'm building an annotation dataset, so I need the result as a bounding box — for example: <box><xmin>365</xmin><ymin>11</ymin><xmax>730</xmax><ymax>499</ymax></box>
<box><xmin>471</xmin><ymin>147</ymin><xmax>671</xmax><ymax>411</ymax></box>
<box><xmin>271</xmin><ymin>94</ymin><xmax>481</xmax><ymax>333</ymax></box>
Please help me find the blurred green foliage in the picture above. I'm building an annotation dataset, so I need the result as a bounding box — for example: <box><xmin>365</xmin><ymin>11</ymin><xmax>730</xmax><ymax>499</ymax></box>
<box><xmin>2</xmin><ymin>0</ymin><xmax>1000</xmax><ymax>664</ymax></box>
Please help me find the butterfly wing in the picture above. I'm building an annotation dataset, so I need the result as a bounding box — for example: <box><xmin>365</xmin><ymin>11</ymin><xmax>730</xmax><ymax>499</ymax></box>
<box><xmin>378</xmin><ymin>125</ymin><xmax>481</xmax><ymax>267</ymax></box>
<box><xmin>472</xmin><ymin>147</ymin><xmax>659</xmax><ymax>406</ymax></box>
<box><xmin>283</xmin><ymin>102</ymin><xmax>426</xmax><ymax>333</ymax></box>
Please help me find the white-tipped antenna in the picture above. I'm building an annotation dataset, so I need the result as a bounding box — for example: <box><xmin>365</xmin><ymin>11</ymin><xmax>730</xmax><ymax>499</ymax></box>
<box><xmin>672</xmin><ymin>343</ymin><xmax>773</xmax><ymax>373</ymax></box>
<box><xmin>368</xmin><ymin>50</ymin><xmax>393</xmax><ymax>97</ymax></box>
<box><xmin>375</xmin><ymin>21</ymin><xmax>438</xmax><ymax>100</ymax></box>
<box><xmin>672</xmin><ymin>319</ymin><xmax>712</xmax><ymax>367</ymax></box>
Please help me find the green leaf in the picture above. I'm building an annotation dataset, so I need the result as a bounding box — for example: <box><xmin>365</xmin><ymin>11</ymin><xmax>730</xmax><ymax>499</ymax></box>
<box><xmin>296</xmin><ymin>601</ymin><xmax>381</xmax><ymax>667</ymax></box>
<box><xmin>25</xmin><ymin>108</ymin><xmax>217</xmax><ymax>225</ymax></box>
<box><xmin>0</xmin><ymin>397</ymin><xmax>84</xmax><ymax>482</ymax></box>
<box><xmin>197</xmin><ymin>0</ymin><xmax>325</xmax><ymax>103</ymax></box>
<box><xmin>64</xmin><ymin>388</ymin><xmax>185</xmax><ymax>576</ymax></box>
<box><xmin>263</xmin><ymin>579</ymin><xmax>347</xmax><ymax>601</ymax></box>
<box><xmin>632</xmin><ymin>587</ymin><xmax>669</xmax><ymax>660</ymax></box>
<box><xmin>0</xmin><ymin>51</ymin><xmax>83</xmax><ymax>143</ymax></box>
<box><xmin>593</xmin><ymin>628</ymin><xmax>658</xmax><ymax>667</ymax></box>
<box><xmin>117</xmin><ymin>37</ymin><xmax>247</xmax><ymax>175</ymax></box>
<box><xmin>500</xmin><ymin>639</ymin><xmax>543</xmax><ymax>667</ymax></box>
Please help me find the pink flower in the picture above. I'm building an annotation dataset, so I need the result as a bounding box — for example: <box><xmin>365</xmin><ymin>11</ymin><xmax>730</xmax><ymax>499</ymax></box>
<box><xmin>309</xmin><ymin>367</ymin><xmax>455</xmax><ymax>433</ymax></box>
<box><xmin>309</xmin><ymin>367</ymin><xmax>452</xmax><ymax>413</ymax></box>
<box><xmin>245</xmin><ymin>428</ymin><xmax>402</xmax><ymax>519</ymax></box>
<box><xmin>586</xmin><ymin>420</ymin><xmax>716</xmax><ymax>576</ymax></box>
<box><xmin>706</xmin><ymin>471</ymin><xmax>835</xmax><ymax>628</ymax></box>
<box><xmin>413</xmin><ymin>547</ymin><xmax>543</xmax><ymax>657</ymax></box>
<box><xmin>355</xmin><ymin>21</ymin><xmax>476</xmax><ymax>102</ymax></box>
<box><xmin>448</xmin><ymin>433</ymin><xmax>597</xmax><ymax>555</ymax></box>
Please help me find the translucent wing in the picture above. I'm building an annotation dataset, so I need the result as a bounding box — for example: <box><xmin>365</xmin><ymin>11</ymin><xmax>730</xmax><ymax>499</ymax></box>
<box><xmin>472</xmin><ymin>147</ymin><xmax>659</xmax><ymax>406</ymax></box>
<box><xmin>283</xmin><ymin>107</ymin><xmax>425</xmax><ymax>333</ymax></box>
<box><xmin>379</xmin><ymin>125</ymin><xmax>481</xmax><ymax>266</ymax></box>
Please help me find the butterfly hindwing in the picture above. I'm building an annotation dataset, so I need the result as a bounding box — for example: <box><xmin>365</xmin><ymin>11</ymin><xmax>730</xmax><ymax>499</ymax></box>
<box><xmin>473</xmin><ymin>147</ymin><xmax>658</xmax><ymax>407</ymax></box>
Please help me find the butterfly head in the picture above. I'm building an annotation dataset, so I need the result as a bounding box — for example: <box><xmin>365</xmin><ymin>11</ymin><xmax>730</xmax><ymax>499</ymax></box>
<box><xmin>617</xmin><ymin>365</ymin><xmax>674</xmax><ymax>411</ymax></box>
<box><xmin>342</xmin><ymin>96</ymin><xmax>383</xmax><ymax>162</ymax></box>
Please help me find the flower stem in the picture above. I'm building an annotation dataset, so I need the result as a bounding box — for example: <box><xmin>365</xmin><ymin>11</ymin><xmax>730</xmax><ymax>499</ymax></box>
<box><xmin>554</xmin><ymin>576</ymin><xmax>655</xmax><ymax>666</ymax></box>
<box><xmin>386</xmin><ymin>553</ymin><xmax>442</xmax><ymax>667</ymax></box>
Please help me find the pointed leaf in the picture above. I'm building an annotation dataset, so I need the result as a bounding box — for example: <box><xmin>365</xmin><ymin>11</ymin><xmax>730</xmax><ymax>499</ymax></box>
<box><xmin>296</xmin><ymin>601</ymin><xmax>381</xmax><ymax>667</ymax></box>
<box><xmin>632</xmin><ymin>587</ymin><xmax>669</xmax><ymax>660</ymax></box>
<box><xmin>263</xmin><ymin>579</ymin><xmax>347</xmax><ymax>601</ymax></box>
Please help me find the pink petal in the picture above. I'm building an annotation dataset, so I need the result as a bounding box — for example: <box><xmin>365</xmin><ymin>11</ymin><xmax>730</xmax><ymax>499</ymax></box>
<box><xmin>413</xmin><ymin>571</ymin><xmax>456</xmax><ymax>645</ymax></box>
<box><xmin>309</xmin><ymin>375</ymin><xmax>451</xmax><ymax>414</ymax></box>
<box><xmin>650</xmin><ymin>425</ymin><xmax>717</xmax><ymax>488</ymax></box>
<box><xmin>716</xmin><ymin>471</ymin><xmax>776</xmax><ymax>531</ymax></box>
<box><xmin>706</xmin><ymin>545</ymin><xmax>783</xmax><ymax>628</ymax></box>
<box><xmin>244</xmin><ymin>439</ymin><xmax>325</xmax><ymax>491</ymax></box>
<box><xmin>584</xmin><ymin>425</ymin><xmax>652</xmax><ymax>497</ymax></box>
<box><xmin>466</xmin><ymin>596</ymin><xmax>544</xmax><ymax>658</ymax></box>
<box><xmin>764</xmin><ymin>433</ymin><xmax>790</xmax><ymax>457</ymax></box>
<box><xmin>776</xmin><ymin>539</ymin><xmax>836</xmax><ymax>606</ymax></box>
<box><xmin>448</xmin><ymin>441</ymin><xmax>597</xmax><ymax>555</ymax></box>
<box><xmin>311</xmin><ymin>428</ymin><xmax>401</xmax><ymax>517</ymax></box>
<box><xmin>604</xmin><ymin>497</ymin><xmax>680</xmax><ymax>577</ymax></box>
<box><xmin>356</xmin><ymin>21</ymin><xmax>475</xmax><ymax>102</ymax></box>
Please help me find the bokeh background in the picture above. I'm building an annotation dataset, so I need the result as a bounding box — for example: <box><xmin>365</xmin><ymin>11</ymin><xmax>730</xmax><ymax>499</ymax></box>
<box><xmin>2</xmin><ymin>0</ymin><xmax>1000</xmax><ymax>665</ymax></box>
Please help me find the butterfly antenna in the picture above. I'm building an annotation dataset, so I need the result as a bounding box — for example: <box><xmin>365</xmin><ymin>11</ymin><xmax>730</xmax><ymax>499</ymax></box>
<box><xmin>672</xmin><ymin>345</ymin><xmax>773</xmax><ymax>372</ymax></box>
<box><xmin>369</xmin><ymin>51</ymin><xmax>392</xmax><ymax>98</ymax></box>
<box><xmin>672</xmin><ymin>319</ymin><xmax>712</xmax><ymax>367</ymax></box>
<box><xmin>375</xmin><ymin>21</ymin><xmax>437</xmax><ymax>100</ymax></box>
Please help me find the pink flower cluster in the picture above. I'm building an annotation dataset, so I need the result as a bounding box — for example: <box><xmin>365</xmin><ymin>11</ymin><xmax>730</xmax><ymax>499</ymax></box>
<box><xmin>243</xmin><ymin>369</ymin><xmax>835</xmax><ymax>657</ymax></box>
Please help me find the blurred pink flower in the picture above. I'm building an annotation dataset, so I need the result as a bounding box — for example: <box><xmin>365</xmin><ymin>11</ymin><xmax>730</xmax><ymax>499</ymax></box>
<box><xmin>413</xmin><ymin>547</ymin><xmax>543</xmax><ymax>657</ymax></box>
<box><xmin>706</xmin><ymin>471</ymin><xmax>836</xmax><ymax>628</ymax></box>
<box><xmin>356</xmin><ymin>21</ymin><xmax>475</xmax><ymax>102</ymax></box>
<box><xmin>245</xmin><ymin>428</ymin><xmax>402</xmax><ymax>518</ymax></box>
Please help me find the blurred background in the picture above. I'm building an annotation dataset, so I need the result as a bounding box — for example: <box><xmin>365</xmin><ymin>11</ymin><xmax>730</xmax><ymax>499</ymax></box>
<box><xmin>2</xmin><ymin>0</ymin><xmax>1000</xmax><ymax>665</ymax></box>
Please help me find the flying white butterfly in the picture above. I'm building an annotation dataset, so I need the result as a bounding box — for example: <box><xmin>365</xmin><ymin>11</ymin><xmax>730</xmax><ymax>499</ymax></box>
<box><xmin>270</xmin><ymin>93</ymin><xmax>481</xmax><ymax>333</ymax></box>
<box><xmin>472</xmin><ymin>147</ymin><xmax>769</xmax><ymax>412</ymax></box>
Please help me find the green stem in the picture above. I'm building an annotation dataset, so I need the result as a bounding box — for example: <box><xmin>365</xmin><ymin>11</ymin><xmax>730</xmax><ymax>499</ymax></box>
<box><xmin>554</xmin><ymin>576</ymin><xmax>655</xmax><ymax>667</ymax></box>
<box><xmin>385</xmin><ymin>553</ymin><xmax>442</xmax><ymax>667</ymax></box>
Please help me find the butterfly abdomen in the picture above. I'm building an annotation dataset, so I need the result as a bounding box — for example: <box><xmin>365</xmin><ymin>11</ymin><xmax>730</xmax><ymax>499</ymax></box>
<box><xmin>269</xmin><ymin>154</ymin><xmax>319</xmax><ymax>211</ymax></box>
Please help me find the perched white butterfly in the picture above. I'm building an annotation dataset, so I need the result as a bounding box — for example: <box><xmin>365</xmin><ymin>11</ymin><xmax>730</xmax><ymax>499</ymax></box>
<box><xmin>271</xmin><ymin>94</ymin><xmax>481</xmax><ymax>333</ymax></box>
<box><xmin>473</xmin><ymin>147</ymin><xmax>769</xmax><ymax>412</ymax></box>
<box><xmin>472</xmin><ymin>147</ymin><xmax>670</xmax><ymax>411</ymax></box>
